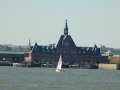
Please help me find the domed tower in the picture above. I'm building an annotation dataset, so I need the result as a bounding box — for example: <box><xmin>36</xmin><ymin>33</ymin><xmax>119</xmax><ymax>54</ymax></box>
<box><xmin>56</xmin><ymin>20</ymin><xmax>76</xmax><ymax>49</ymax></box>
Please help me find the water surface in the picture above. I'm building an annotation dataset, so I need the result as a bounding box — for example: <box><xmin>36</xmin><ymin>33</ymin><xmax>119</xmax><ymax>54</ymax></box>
<box><xmin>0</xmin><ymin>67</ymin><xmax>120</xmax><ymax>90</ymax></box>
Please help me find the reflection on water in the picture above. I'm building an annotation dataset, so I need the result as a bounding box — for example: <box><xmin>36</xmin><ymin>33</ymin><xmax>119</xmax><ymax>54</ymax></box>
<box><xmin>0</xmin><ymin>66</ymin><xmax>120</xmax><ymax>90</ymax></box>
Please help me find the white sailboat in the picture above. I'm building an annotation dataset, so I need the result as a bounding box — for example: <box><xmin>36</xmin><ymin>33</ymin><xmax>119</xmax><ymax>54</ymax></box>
<box><xmin>56</xmin><ymin>55</ymin><xmax>62</xmax><ymax>72</ymax></box>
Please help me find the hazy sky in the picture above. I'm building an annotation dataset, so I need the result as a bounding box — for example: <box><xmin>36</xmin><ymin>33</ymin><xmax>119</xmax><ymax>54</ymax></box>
<box><xmin>0</xmin><ymin>0</ymin><xmax>120</xmax><ymax>48</ymax></box>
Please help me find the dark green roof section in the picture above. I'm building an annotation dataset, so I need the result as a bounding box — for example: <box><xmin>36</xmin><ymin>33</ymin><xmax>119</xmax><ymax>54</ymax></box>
<box><xmin>56</xmin><ymin>35</ymin><xmax>76</xmax><ymax>49</ymax></box>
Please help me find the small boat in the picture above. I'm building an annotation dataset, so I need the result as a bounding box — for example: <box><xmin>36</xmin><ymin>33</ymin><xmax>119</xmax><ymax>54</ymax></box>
<box><xmin>56</xmin><ymin>55</ymin><xmax>62</xmax><ymax>72</ymax></box>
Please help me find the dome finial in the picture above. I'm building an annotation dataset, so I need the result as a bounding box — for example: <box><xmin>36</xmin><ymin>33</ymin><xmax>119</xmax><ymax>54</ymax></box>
<box><xmin>64</xmin><ymin>20</ymin><xmax>68</xmax><ymax>35</ymax></box>
<box><xmin>66</xmin><ymin>19</ymin><xmax>67</xmax><ymax>23</ymax></box>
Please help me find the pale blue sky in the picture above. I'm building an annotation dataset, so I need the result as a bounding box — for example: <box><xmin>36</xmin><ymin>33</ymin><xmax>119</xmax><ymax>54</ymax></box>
<box><xmin>0</xmin><ymin>0</ymin><xmax>120</xmax><ymax>48</ymax></box>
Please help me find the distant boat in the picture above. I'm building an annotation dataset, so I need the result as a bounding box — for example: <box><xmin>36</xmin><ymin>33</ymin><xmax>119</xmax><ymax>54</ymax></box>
<box><xmin>56</xmin><ymin>55</ymin><xmax>62</xmax><ymax>72</ymax></box>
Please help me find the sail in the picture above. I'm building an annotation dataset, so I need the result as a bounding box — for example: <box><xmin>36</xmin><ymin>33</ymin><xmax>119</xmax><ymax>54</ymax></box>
<box><xmin>56</xmin><ymin>55</ymin><xmax>62</xmax><ymax>70</ymax></box>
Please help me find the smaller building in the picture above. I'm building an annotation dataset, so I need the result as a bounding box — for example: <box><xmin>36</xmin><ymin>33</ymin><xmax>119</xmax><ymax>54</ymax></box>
<box><xmin>109</xmin><ymin>55</ymin><xmax>120</xmax><ymax>64</ymax></box>
<box><xmin>0</xmin><ymin>51</ymin><xmax>24</xmax><ymax>66</ymax></box>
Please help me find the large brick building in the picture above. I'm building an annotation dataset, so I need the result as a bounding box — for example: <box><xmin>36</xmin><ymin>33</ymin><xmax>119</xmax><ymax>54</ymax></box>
<box><xmin>24</xmin><ymin>20</ymin><xmax>108</xmax><ymax>68</ymax></box>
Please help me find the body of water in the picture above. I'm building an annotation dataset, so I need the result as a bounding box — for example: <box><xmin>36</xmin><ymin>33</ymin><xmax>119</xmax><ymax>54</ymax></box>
<box><xmin>0</xmin><ymin>66</ymin><xmax>120</xmax><ymax>90</ymax></box>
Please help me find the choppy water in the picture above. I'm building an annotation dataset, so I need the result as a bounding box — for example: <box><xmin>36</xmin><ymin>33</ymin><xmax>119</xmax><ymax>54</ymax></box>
<box><xmin>0</xmin><ymin>66</ymin><xmax>120</xmax><ymax>90</ymax></box>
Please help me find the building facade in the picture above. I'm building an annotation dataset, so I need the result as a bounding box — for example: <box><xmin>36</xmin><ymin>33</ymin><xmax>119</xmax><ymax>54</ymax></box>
<box><xmin>24</xmin><ymin>20</ymin><xmax>108</xmax><ymax>68</ymax></box>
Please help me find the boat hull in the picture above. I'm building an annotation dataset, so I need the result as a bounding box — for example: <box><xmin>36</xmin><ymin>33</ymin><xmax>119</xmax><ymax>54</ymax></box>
<box><xmin>56</xmin><ymin>69</ymin><xmax>61</xmax><ymax>72</ymax></box>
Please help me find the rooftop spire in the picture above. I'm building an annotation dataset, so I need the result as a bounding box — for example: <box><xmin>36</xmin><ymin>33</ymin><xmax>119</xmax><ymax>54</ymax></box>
<box><xmin>64</xmin><ymin>20</ymin><xmax>68</xmax><ymax>36</ymax></box>
<box><xmin>29</xmin><ymin>38</ymin><xmax>31</xmax><ymax>47</ymax></box>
